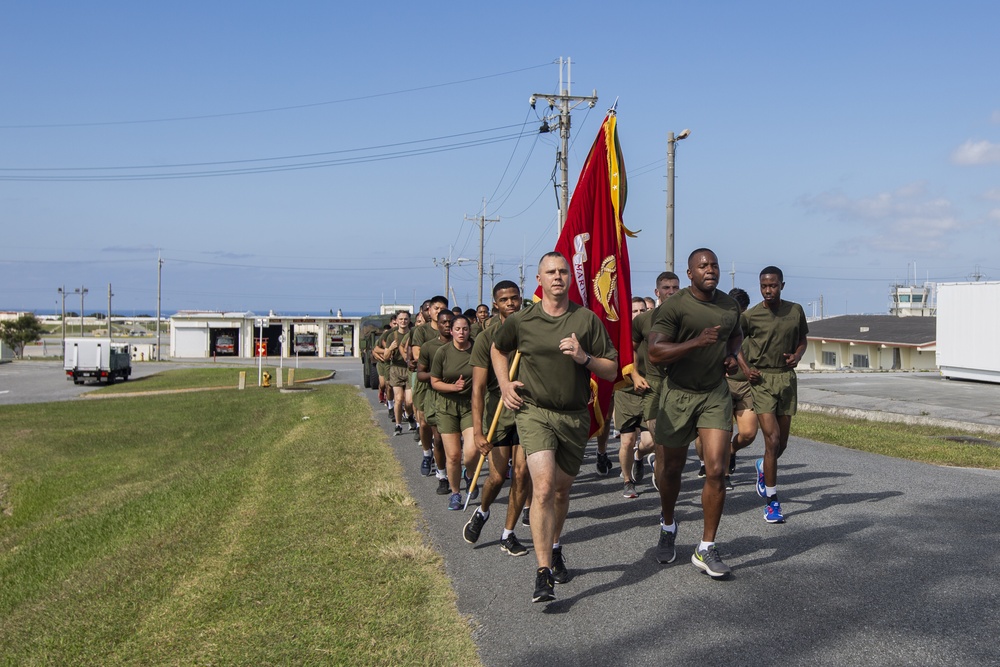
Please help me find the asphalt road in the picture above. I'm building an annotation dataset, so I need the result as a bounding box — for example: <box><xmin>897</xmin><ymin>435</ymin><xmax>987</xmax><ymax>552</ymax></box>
<box><xmin>5</xmin><ymin>360</ymin><xmax>999</xmax><ymax>664</ymax></box>
<box><xmin>353</xmin><ymin>370</ymin><xmax>1000</xmax><ymax>667</ymax></box>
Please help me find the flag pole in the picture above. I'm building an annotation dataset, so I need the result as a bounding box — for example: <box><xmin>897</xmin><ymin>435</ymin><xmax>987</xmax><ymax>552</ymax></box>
<box><xmin>463</xmin><ymin>351</ymin><xmax>521</xmax><ymax>511</ymax></box>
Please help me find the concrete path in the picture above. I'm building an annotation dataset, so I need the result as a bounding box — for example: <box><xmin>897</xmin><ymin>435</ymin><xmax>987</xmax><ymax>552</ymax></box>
<box><xmin>356</xmin><ymin>370</ymin><xmax>1000</xmax><ymax>667</ymax></box>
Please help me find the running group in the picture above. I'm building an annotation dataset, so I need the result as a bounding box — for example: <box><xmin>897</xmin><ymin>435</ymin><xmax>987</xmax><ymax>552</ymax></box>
<box><xmin>371</xmin><ymin>248</ymin><xmax>808</xmax><ymax>604</ymax></box>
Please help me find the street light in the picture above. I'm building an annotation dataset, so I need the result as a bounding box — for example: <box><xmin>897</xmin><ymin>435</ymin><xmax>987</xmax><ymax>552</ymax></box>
<box><xmin>57</xmin><ymin>286</ymin><xmax>67</xmax><ymax>354</ymax></box>
<box><xmin>666</xmin><ymin>129</ymin><xmax>691</xmax><ymax>272</ymax></box>
<box><xmin>74</xmin><ymin>286</ymin><xmax>88</xmax><ymax>336</ymax></box>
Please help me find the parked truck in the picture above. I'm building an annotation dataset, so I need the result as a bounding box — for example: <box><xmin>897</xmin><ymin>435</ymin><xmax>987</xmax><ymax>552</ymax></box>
<box><xmin>64</xmin><ymin>337</ymin><xmax>132</xmax><ymax>385</ymax></box>
<box><xmin>293</xmin><ymin>332</ymin><xmax>318</xmax><ymax>355</ymax></box>
<box><xmin>936</xmin><ymin>281</ymin><xmax>1000</xmax><ymax>384</ymax></box>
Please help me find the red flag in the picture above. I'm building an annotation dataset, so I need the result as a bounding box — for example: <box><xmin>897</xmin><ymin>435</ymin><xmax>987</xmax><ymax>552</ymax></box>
<box><xmin>536</xmin><ymin>111</ymin><xmax>636</xmax><ymax>436</ymax></box>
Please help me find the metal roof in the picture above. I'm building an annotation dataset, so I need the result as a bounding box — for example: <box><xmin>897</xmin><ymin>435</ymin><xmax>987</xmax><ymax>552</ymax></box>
<box><xmin>806</xmin><ymin>314</ymin><xmax>936</xmax><ymax>346</ymax></box>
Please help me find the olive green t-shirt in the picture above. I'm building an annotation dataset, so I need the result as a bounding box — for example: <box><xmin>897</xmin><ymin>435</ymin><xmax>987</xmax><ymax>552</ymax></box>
<box><xmin>417</xmin><ymin>336</ymin><xmax>448</xmax><ymax>375</ymax></box>
<box><xmin>632</xmin><ymin>307</ymin><xmax>668</xmax><ymax>382</ymax></box>
<box><xmin>741</xmin><ymin>300</ymin><xmax>809</xmax><ymax>369</ymax></box>
<box><xmin>492</xmin><ymin>301</ymin><xmax>617</xmax><ymax>412</ymax></box>
<box><xmin>650</xmin><ymin>288</ymin><xmax>740</xmax><ymax>392</ymax></box>
<box><xmin>470</xmin><ymin>322</ymin><xmax>502</xmax><ymax>395</ymax></box>
<box><xmin>382</xmin><ymin>328</ymin><xmax>409</xmax><ymax>368</ymax></box>
<box><xmin>410</xmin><ymin>322</ymin><xmax>438</xmax><ymax>349</ymax></box>
<box><xmin>431</xmin><ymin>342</ymin><xmax>474</xmax><ymax>398</ymax></box>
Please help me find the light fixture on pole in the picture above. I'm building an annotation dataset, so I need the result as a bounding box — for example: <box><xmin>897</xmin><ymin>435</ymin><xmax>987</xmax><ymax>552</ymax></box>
<box><xmin>666</xmin><ymin>128</ymin><xmax>691</xmax><ymax>272</ymax></box>
<box><xmin>74</xmin><ymin>286</ymin><xmax>88</xmax><ymax>336</ymax></box>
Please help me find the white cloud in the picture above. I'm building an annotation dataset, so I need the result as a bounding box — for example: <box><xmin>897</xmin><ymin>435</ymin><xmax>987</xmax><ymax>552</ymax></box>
<box><xmin>982</xmin><ymin>188</ymin><xmax>1000</xmax><ymax>201</ymax></box>
<box><xmin>801</xmin><ymin>182</ymin><xmax>963</xmax><ymax>253</ymax></box>
<box><xmin>952</xmin><ymin>140</ymin><xmax>1000</xmax><ymax>165</ymax></box>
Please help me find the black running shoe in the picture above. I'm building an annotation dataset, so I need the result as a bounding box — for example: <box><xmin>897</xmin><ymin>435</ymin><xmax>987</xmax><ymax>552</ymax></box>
<box><xmin>521</xmin><ymin>507</ymin><xmax>530</xmax><ymax>527</ymax></box>
<box><xmin>436</xmin><ymin>477</ymin><xmax>450</xmax><ymax>495</ymax></box>
<box><xmin>724</xmin><ymin>475</ymin><xmax>734</xmax><ymax>491</ymax></box>
<box><xmin>551</xmin><ymin>546</ymin><xmax>570</xmax><ymax>584</ymax></box>
<box><xmin>532</xmin><ymin>567</ymin><xmax>555</xmax><ymax>603</ymax></box>
<box><xmin>697</xmin><ymin>464</ymin><xmax>706</xmax><ymax>478</ymax></box>
<box><xmin>655</xmin><ymin>527</ymin><xmax>677</xmax><ymax>564</ymax></box>
<box><xmin>463</xmin><ymin>510</ymin><xmax>488</xmax><ymax>544</ymax></box>
<box><xmin>500</xmin><ymin>533</ymin><xmax>528</xmax><ymax>557</ymax></box>
<box><xmin>393</xmin><ymin>424</ymin><xmax>403</xmax><ymax>436</ymax></box>
<box><xmin>464</xmin><ymin>474</ymin><xmax>479</xmax><ymax>501</ymax></box>
<box><xmin>596</xmin><ymin>452</ymin><xmax>612</xmax><ymax>476</ymax></box>
<box><xmin>631</xmin><ymin>453</ymin><xmax>645</xmax><ymax>485</ymax></box>
<box><xmin>728</xmin><ymin>452</ymin><xmax>737</xmax><ymax>475</ymax></box>
<box><xmin>408</xmin><ymin>416</ymin><xmax>417</xmax><ymax>431</ymax></box>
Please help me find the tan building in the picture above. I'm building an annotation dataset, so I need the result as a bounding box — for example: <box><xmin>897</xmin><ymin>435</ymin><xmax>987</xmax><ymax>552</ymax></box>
<box><xmin>800</xmin><ymin>315</ymin><xmax>936</xmax><ymax>371</ymax></box>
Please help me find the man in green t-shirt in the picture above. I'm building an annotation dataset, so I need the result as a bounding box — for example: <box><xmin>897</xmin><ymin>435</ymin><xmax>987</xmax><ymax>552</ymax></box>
<box><xmin>379</xmin><ymin>311</ymin><xmax>413</xmax><ymax>436</ymax></box>
<box><xmin>492</xmin><ymin>252</ymin><xmax>618</xmax><ymax>604</ymax></box>
<box><xmin>648</xmin><ymin>248</ymin><xmax>742</xmax><ymax>579</ymax></box>
<box><xmin>416</xmin><ymin>308</ymin><xmax>453</xmax><ymax>494</ymax></box>
<box><xmin>409</xmin><ymin>296</ymin><xmax>448</xmax><ymax>477</ymax></box>
<box><xmin>630</xmin><ymin>270</ymin><xmax>680</xmax><ymax>490</ymax></box>
<box><xmin>463</xmin><ymin>280</ymin><xmax>531</xmax><ymax>557</ymax></box>
<box><xmin>737</xmin><ymin>266</ymin><xmax>808</xmax><ymax>525</ymax></box>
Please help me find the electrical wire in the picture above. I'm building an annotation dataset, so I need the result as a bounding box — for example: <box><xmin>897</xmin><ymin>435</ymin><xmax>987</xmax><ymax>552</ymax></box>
<box><xmin>0</xmin><ymin>63</ymin><xmax>554</xmax><ymax>129</ymax></box>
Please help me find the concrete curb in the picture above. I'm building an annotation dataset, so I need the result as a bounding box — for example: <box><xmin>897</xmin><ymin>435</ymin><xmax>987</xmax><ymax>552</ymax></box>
<box><xmin>799</xmin><ymin>401</ymin><xmax>1000</xmax><ymax>436</ymax></box>
<box><xmin>79</xmin><ymin>371</ymin><xmax>336</xmax><ymax>400</ymax></box>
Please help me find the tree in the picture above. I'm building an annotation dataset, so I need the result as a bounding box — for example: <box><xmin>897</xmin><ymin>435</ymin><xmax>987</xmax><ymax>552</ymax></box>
<box><xmin>0</xmin><ymin>314</ymin><xmax>46</xmax><ymax>358</ymax></box>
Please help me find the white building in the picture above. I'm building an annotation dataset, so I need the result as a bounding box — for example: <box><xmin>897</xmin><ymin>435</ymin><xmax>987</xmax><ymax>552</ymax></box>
<box><xmin>800</xmin><ymin>315</ymin><xmax>937</xmax><ymax>371</ymax></box>
<box><xmin>169</xmin><ymin>311</ymin><xmax>362</xmax><ymax>359</ymax></box>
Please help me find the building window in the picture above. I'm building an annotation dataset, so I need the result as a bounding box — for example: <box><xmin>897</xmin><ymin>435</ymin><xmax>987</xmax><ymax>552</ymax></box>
<box><xmin>912</xmin><ymin>294</ymin><xmax>923</xmax><ymax>303</ymax></box>
<box><xmin>822</xmin><ymin>351</ymin><xmax>836</xmax><ymax>366</ymax></box>
<box><xmin>853</xmin><ymin>354</ymin><xmax>870</xmax><ymax>369</ymax></box>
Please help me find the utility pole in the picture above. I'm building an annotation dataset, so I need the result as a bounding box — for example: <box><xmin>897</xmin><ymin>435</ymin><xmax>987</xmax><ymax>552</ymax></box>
<box><xmin>433</xmin><ymin>246</ymin><xmax>474</xmax><ymax>304</ymax></box>
<box><xmin>156</xmin><ymin>252</ymin><xmax>163</xmax><ymax>361</ymax></box>
<box><xmin>465</xmin><ymin>198</ymin><xmax>499</xmax><ymax>305</ymax></box>
<box><xmin>488</xmin><ymin>254</ymin><xmax>496</xmax><ymax>291</ymax></box>
<box><xmin>665</xmin><ymin>129</ymin><xmax>691</xmax><ymax>272</ymax></box>
<box><xmin>107</xmin><ymin>283</ymin><xmax>114</xmax><ymax>337</ymax></box>
<box><xmin>530</xmin><ymin>57</ymin><xmax>598</xmax><ymax>233</ymax></box>
<box><xmin>518</xmin><ymin>262</ymin><xmax>525</xmax><ymax>297</ymax></box>
<box><xmin>57</xmin><ymin>286</ymin><xmax>67</xmax><ymax>354</ymax></box>
<box><xmin>730</xmin><ymin>262</ymin><xmax>736</xmax><ymax>290</ymax></box>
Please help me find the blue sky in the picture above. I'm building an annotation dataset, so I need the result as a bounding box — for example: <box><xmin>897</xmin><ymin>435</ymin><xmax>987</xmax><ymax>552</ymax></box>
<box><xmin>3</xmin><ymin>1</ymin><xmax>999</xmax><ymax>317</ymax></box>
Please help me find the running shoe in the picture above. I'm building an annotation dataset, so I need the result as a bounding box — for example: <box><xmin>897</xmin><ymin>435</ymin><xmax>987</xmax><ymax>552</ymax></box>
<box><xmin>648</xmin><ymin>453</ymin><xmax>658</xmax><ymax>491</ymax></box>
<box><xmin>412</xmin><ymin>429</ymin><xmax>421</xmax><ymax>442</ymax></box>
<box><xmin>393</xmin><ymin>424</ymin><xmax>403</xmax><ymax>436</ymax></box>
<box><xmin>728</xmin><ymin>452</ymin><xmax>737</xmax><ymax>475</ymax></box>
<box><xmin>631</xmin><ymin>451</ymin><xmax>645</xmax><ymax>485</ymax></box>
<box><xmin>532</xmin><ymin>567</ymin><xmax>555</xmax><ymax>603</ymax></box>
<box><xmin>623</xmin><ymin>482</ymin><xmax>639</xmax><ymax>499</ymax></box>
<box><xmin>521</xmin><ymin>507</ymin><xmax>531</xmax><ymax>527</ymax></box>
<box><xmin>506</xmin><ymin>459</ymin><xmax>512</xmax><ymax>479</ymax></box>
<box><xmin>463</xmin><ymin>510</ymin><xmax>488</xmax><ymax>543</ymax></box>
<box><xmin>420</xmin><ymin>455</ymin><xmax>433</xmax><ymax>476</ymax></box>
<box><xmin>500</xmin><ymin>533</ymin><xmax>529</xmax><ymax>557</ymax></box>
<box><xmin>724</xmin><ymin>475</ymin><xmax>734</xmax><ymax>491</ymax></box>
<box><xmin>655</xmin><ymin>527</ymin><xmax>677</xmax><ymax>564</ymax></box>
<box><xmin>464</xmin><ymin>474</ymin><xmax>479</xmax><ymax>501</ymax></box>
<box><xmin>692</xmin><ymin>544</ymin><xmax>731</xmax><ymax>578</ymax></box>
<box><xmin>755</xmin><ymin>458</ymin><xmax>766</xmax><ymax>497</ymax></box>
<box><xmin>408</xmin><ymin>416</ymin><xmax>417</xmax><ymax>431</ymax></box>
<box><xmin>551</xmin><ymin>547</ymin><xmax>570</xmax><ymax>584</ymax></box>
<box><xmin>436</xmin><ymin>478</ymin><xmax>450</xmax><ymax>495</ymax></box>
<box><xmin>447</xmin><ymin>492</ymin><xmax>462</xmax><ymax>511</ymax></box>
<box><xmin>698</xmin><ymin>464</ymin><xmax>706</xmax><ymax>478</ymax></box>
<box><xmin>765</xmin><ymin>498</ymin><xmax>785</xmax><ymax>523</ymax></box>
<box><xmin>596</xmin><ymin>451</ymin><xmax>612</xmax><ymax>476</ymax></box>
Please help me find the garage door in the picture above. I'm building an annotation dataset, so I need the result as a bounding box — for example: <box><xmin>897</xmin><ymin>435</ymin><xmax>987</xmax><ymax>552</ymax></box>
<box><xmin>174</xmin><ymin>326</ymin><xmax>209</xmax><ymax>358</ymax></box>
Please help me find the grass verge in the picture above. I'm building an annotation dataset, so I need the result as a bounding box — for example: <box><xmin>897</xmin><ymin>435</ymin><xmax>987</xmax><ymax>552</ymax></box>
<box><xmin>95</xmin><ymin>367</ymin><xmax>330</xmax><ymax>393</ymax></box>
<box><xmin>794</xmin><ymin>411</ymin><xmax>1000</xmax><ymax>469</ymax></box>
<box><xmin>0</xmin><ymin>384</ymin><xmax>480</xmax><ymax>666</ymax></box>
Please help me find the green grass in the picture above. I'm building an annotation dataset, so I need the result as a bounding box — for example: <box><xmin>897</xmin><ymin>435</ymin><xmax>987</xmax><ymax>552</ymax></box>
<box><xmin>95</xmin><ymin>367</ymin><xmax>331</xmax><ymax>393</ymax></box>
<box><xmin>794</xmin><ymin>411</ymin><xmax>1000</xmax><ymax>469</ymax></box>
<box><xmin>0</xmin><ymin>384</ymin><xmax>480</xmax><ymax>666</ymax></box>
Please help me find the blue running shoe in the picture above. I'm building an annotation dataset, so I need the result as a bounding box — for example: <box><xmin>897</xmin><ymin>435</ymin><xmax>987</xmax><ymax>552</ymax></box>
<box><xmin>755</xmin><ymin>458</ymin><xmax>766</xmax><ymax>498</ymax></box>
<box><xmin>765</xmin><ymin>498</ymin><xmax>785</xmax><ymax>523</ymax></box>
<box><xmin>420</xmin><ymin>455</ymin><xmax>433</xmax><ymax>476</ymax></box>
<box><xmin>448</xmin><ymin>492</ymin><xmax>462</xmax><ymax>511</ymax></box>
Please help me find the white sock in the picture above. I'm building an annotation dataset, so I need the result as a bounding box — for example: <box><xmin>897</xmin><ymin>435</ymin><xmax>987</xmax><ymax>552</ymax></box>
<box><xmin>660</xmin><ymin>520</ymin><xmax>677</xmax><ymax>534</ymax></box>
<box><xmin>423</xmin><ymin>450</ymin><xmax>432</xmax><ymax>458</ymax></box>
<box><xmin>699</xmin><ymin>540</ymin><xmax>714</xmax><ymax>552</ymax></box>
<box><xmin>766</xmin><ymin>486</ymin><xmax>777</xmax><ymax>498</ymax></box>
<box><xmin>552</xmin><ymin>542</ymin><xmax>561</xmax><ymax>550</ymax></box>
<box><xmin>436</xmin><ymin>470</ymin><xmax>447</xmax><ymax>480</ymax></box>
<box><xmin>477</xmin><ymin>508</ymin><xmax>489</xmax><ymax>520</ymax></box>
<box><xmin>387</xmin><ymin>399</ymin><xmax>394</xmax><ymax>409</ymax></box>
<box><xmin>502</xmin><ymin>528</ymin><xmax>514</xmax><ymax>540</ymax></box>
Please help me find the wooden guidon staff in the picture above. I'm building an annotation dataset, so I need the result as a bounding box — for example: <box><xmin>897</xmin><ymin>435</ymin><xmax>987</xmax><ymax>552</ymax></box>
<box><xmin>463</xmin><ymin>351</ymin><xmax>521</xmax><ymax>511</ymax></box>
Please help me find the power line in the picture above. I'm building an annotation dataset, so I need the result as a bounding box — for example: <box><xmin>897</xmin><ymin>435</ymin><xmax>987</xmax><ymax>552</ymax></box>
<box><xmin>0</xmin><ymin>62</ymin><xmax>554</xmax><ymax>129</ymax></box>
